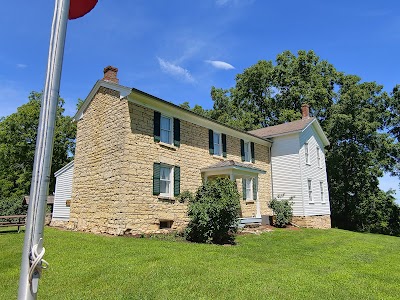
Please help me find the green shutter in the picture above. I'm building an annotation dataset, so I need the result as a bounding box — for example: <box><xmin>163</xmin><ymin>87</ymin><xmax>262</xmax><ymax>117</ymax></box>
<box><xmin>208</xmin><ymin>129</ymin><xmax>214</xmax><ymax>155</ymax></box>
<box><xmin>251</xmin><ymin>142</ymin><xmax>255</xmax><ymax>163</ymax></box>
<box><xmin>154</xmin><ymin>111</ymin><xmax>161</xmax><ymax>142</ymax></box>
<box><xmin>240</xmin><ymin>139</ymin><xmax>245</xmax><ymax>161</ymax></box>
<box><xmin>222</xmin><ymin>134</ymin><xmax>227</xmax><ymax>158</ymax></box>
<box><xmin>174</xmin><ymin>166</ymin><xmax>180</xmax><ymax>196</ymax></box>
<box><xmin>242</xmin><ymin>178</ymin><xmax>246</xmax><ymax>200</ymax></box>
<box><xmin>253</xmin><ymin>177</ymin><xmax>257</xmax><ymax>201</ymax></box>
<box><xmin>153</xmin><ymin>163</ymin><xmax>161</xmax><ymax>195</ymax></box>
<box><xmin>173</xmin><ymin>118</ymin><xmax>180</xmax><ymax>147</ymax></box>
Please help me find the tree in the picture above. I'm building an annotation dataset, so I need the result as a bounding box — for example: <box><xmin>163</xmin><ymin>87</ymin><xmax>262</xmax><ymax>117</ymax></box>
<box><xmin>0</xmin><ymin>92</ymin><xmax>76</xmax><ymax>200</ymax></box>
<box><xmin>208</xmin><ymin>50</ymin><xmax>400</xmax><ymax>236</ymax></box>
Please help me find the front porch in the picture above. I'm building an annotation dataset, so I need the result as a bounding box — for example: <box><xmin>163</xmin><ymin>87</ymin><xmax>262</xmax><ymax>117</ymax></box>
<box><xmin>201</xmin><ymin>160</ymin><xmax>268</xmax><ymax>220</ymax></box>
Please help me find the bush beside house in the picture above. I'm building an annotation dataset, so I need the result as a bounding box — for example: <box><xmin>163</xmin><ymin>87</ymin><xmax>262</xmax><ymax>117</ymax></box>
<box><xmin>185</xmin><ymin>178</ymin><xmax>240</xmax><ymax>244</ymax></box>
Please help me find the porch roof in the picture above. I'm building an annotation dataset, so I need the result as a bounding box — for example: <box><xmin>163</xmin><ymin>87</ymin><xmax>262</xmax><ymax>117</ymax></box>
<box><xmin>201</xmin><ymin>160</ymin><xmax>266</xmax><ymax>178</ymax></box>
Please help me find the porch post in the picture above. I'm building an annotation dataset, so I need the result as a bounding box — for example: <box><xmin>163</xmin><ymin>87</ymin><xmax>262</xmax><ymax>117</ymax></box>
<box><xmin>229</xmin><ymin>173</ymin><xmax>234</xmax><ymax>181</ymax></box>
<box><xmin>256</xmin><ymin>177</ymin><xmax>261</xmax><ymax>218</ymax></box>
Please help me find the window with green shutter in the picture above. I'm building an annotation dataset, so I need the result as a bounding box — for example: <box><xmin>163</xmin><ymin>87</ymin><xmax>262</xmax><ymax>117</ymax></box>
<box><xmin>153</xmin><ymin>162</ymin><xmax>161</xmax><ymax>195</ymax></box>
<box><xmin>153</xmin><ymin>163</ymin><xmax>180</xmax><ymax>198</ymax></box>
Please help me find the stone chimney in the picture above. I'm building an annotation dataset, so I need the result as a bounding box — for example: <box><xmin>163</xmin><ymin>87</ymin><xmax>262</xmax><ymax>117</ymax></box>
<box><xmin>103</xmin><ymin>66</ymin><xmax>119</xmax><ymax>84</ymax></box>
<box><xmin>301</xmin><ymin>103</ymin><xmax>310</xmax><ymax>119</ymax></box>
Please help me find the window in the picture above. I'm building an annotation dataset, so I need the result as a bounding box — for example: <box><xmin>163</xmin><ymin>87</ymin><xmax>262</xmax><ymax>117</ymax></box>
<box><xmin>244</xmin><ymin>142</ymin><xmax>251</xmax><ymax>162</ymax></box>
<box><xmin>320</xmin><ymin>181</ymin><xmax>325</xmax><ymax>203</ymax></box>
<box><xmin>160</xmin><ymin>165</ymin><xmax>172</xmax><ymax>196</ymax></box>
<box><xmin>214</xmin><ymin>132</ymin><xmax>222</xmax><ymax>156</ymax></box>
<box><xmin>316</xmin><ymin>147</ymin><xmax>321</xmax><ymax>168</ymax></box>
<box><xmin>305</xmin><ymin>142</ymin><xmax>310</xmax><ymax>165</ymax></box>
<box><xmin>242</xmin><ymin>177</ymin><xmax>257</xmax><ymax>201</ymax></box>
<box><xmin>241</xmin><ymin>140</ymin><xmax>255</xmax><ymax>163</ymax></box>
<box><xmin>160</xmin><ymin>115</ymin><xmax>172</xmax><ymax>144</ymax></box>
<box><xmin>245</xmin><ymin>178</ymin><xmax>252</xmax><ymax>200</ymax></box>
<box><xmin>154</xmin><ymin>111</ymin><xmax>180</xmax><ymax>147</ymax></box>
<box><xmin>308</xmin><ymin>179</ymin><xmax>313</xmax><ymax>202</ymax></box>
<box><xmin>153</xmin><ymin>163</ymin><xmax>180</xmax><ymax>197</ymax></box>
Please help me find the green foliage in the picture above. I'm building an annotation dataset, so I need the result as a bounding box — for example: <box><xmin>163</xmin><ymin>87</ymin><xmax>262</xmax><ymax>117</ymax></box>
<box><xmin>0</xmin><ymin>92</ymin><xmax>76</xmax><ymax>200</ymax></box>
<box><xmin>208</xmin><ymin>50</ymin><xmax>400</xmax><ymax>236</ymax></box>
<box><xmin>268</xmin><ymin>195</ymin><xmax>294</xmax><ymax>227</ymax></box>
<box><xmin>0</xmin><ymin>194</ymin><xmax>27</xmax><ymax>216</ymax></box>
<box><xmin>185</xmin><ymin>177</ymin><xmax>240</xmax><ymax>244</ymax></box>
<box><xmin>175</xmin><ymin>190</ymin><xmax>194</xmax><ymax>203</ymax></box>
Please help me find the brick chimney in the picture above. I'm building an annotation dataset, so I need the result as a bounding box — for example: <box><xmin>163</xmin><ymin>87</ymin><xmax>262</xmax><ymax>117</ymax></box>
<box><xmin>103</xmin><ymin>66</ymin><xmax>119</xmax><ymax>84</ymax></box>
<box><xmin>301</xmin><ymin>103</ymin><xmax>310</xmax><ymax>119</ymax></box>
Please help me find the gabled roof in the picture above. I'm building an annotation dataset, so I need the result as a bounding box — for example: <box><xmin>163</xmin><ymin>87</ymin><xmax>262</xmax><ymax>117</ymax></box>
<box><xmin>54</xmin><ymin>160</ymin><xmax>74</xmax><ymax>177</ymax></box>
<box><xmin>74</xmin><ymin>80</ymin><xmax>272</xmax><ymax>146</ymax></box>
<box><xmin>249</xmin><ymin>117</ymin><xmax>330</xmax><ymax>146</ymax></box>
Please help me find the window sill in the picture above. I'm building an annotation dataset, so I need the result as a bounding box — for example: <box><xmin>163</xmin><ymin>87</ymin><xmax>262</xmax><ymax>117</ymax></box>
<box><xmin>158</xmin><ymin>142</ymin><xmax>177</xmax><ymax>151</ymax></box>
<box><xmin>245</xmin><ymin>199</ymin><xmax>255</xmax><ymax>204</ymax></box>
<box><xmin>306</xmin><ymin>163</ymin><xmax>311</xmax><ymax>166</ymax></box>
<box><xmin>212</xmin><ymin>155</ymin><xmax>225</xmax><ymax>160</ymax></box>
<box><xmin>158</xmin><ymin>195</ymin><xmax>175</xmax><ymax>202</ymax></box>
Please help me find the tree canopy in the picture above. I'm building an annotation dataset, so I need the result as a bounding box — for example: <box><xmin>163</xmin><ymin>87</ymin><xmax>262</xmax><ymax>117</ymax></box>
<box><xmin>195</xmin><ymin>50</ymin><xmax>400</xmax><ymax>236</ymax></box>
<box><xmin>0</xmin><ymin>92</ymin><xmax>76</xmax><ymax>201</ymax></box>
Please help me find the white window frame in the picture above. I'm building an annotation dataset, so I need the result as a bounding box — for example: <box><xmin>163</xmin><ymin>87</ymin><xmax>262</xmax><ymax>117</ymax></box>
<box><xmin>213</xmin><ymin>132</ymin><xmax>222</xmax><ymax>156</ymax></box>
<box><xmin>320</xmin><ymin>181</ymin><xmax>325</xmax><ymax>203</ymax></box>
<box><xmin>244</xmin><ymin>141</ymin><xmax>251</xmax><ymax>162</ymax></box>
<box><xmin>308</xmin><ymin>179</ymin><xmax>313</xmax><ymax>203</ymax></box>
<box><xmin>316</xmin><ymin>146</ymin><xmax>321</xmax><ymax>168</ymax></box>
<box><xmin>160</xmin><ymin>165</ymin><xmax>173</xmax><ymax>197</ymax></box>
<box><xmin>245</xmin><ymin>178</ymin><xmax>253</xmax><ymax>201</ymax></box>
<box><xmin>305</xmin><ymin>142</ymin><xmax>310</xmax><ymax>165</ymax></box>
<box><xmin>160</xmin><ymin>115</ymin><xmax>173</xmax><ymax>145</ymax></box>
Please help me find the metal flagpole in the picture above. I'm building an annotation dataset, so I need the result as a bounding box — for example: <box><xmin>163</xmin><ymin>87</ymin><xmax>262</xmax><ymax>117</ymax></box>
<box><xmin>18</xmin><ymin>0</ymin><xmax>70</xmax><ymax>299</ymax></box>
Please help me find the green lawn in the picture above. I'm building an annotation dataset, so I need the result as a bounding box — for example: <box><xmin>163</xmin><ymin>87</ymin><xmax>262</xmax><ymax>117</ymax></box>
<box><xmin>1</xmin><ymin>227</ymin><xmax>399</xmax><ymax>300</ymax></box>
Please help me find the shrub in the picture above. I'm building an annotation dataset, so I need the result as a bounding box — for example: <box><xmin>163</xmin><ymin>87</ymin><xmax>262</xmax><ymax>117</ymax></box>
<box><xmin>268</xmin><ymin>195</ymin><xmax>294</xmax><ymax>227</ymax></box>
<box><xmin>176</xmin><ymin>190</ymin><xmax>194</xmax><ymax>203</ymax></box>
<box><xmin>185</xmin><ymin>177</ymin><xmax>240</xmax><ymax>244</ymax></box>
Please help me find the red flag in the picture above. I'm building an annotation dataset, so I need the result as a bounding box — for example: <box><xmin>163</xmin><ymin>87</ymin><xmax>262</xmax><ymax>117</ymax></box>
<box><xmin>69</xmin><ymin>0</ymin><xmax>98</xmax><ymax>20</ymax></box>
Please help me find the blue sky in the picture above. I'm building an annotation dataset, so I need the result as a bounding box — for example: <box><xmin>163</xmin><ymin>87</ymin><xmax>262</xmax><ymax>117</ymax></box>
<box><xmin>0</xmin><ymin>0</ymin><xmax>399</xmax><ymax>202</ymax></box>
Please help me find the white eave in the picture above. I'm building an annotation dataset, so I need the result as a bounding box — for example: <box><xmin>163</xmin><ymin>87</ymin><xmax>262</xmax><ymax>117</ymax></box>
<box><xmin>54</xmin><ymin>160</ymin><xmax>74</xmax><ymax>177</ymax></box>
<box><xmin>303</xmin><ymin>119</ymin><xmax>330</xmax><ymax>147</ymax></box>
<box><xmin>126</xmin><ymin>88</ymin><xmax>272</xmax><ymax>147</ymax></box>
<box><xmin>73</xmin><ymin>80</ymin><xmax>131</xmax><ymax>122</ymax></box>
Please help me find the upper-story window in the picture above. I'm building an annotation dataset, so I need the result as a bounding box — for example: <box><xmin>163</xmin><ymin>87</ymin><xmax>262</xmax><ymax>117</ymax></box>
<box><xmin>241</xmin><ymin>140</ymin><xmax>255</xmax><ymax>163</ymax></box>
<box><xmin>244</xmin><ymin>142</ymin><xmax>251</xmax><ymax>162</ymax></box>
<box><xmin>316</xmin><ymin>146</ymin><xmax>321</xmax><ymax>168</ymax></box>
<box><xmin>305</xmin><ymin>142</ymin><xmax>310</xmax><ymax>165</ymax></box>
<box><xmin>214</xmin><ymin>132</ymin><xmax>222</xmax><ymax>156</ymax></box>
<box><xmin>160</xmin><ymin>115</ymin><xmax>172</xmax><ymax>144</ymax></box>
<box><xmin>154</xmin><ymin>111</ymin><xmax>180</xmax><ymax>147</ymax></box>
<box><xmin>209</xmin><ymin>130</ymin><xmax>227</xmax><ymax>157</ymax></box>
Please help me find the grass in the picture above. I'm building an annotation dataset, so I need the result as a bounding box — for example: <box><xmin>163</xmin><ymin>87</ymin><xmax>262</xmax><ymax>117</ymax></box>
<box><xmin>1</xmin><ymin>227</ymin><xmax>399</xmax><ymax>300</ymax></box>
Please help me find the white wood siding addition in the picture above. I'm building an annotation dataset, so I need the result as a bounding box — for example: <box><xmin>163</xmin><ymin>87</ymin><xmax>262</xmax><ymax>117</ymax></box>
<box><xmin>52</xmin><ymin>162</ymin><xmax>74</xmax><ymax>220</ymax></box>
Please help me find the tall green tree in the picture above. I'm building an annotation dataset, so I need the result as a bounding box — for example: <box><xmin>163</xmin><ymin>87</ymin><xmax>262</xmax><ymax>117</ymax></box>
<box><xmin>208</xmin><ymin>50</ymin><xmax>400</xmax><ymax>236</ymax></box>
<box><xmin>0</xmin><ymin>92</ymin><xmax>76</xmax><ymax>200</ymax></box>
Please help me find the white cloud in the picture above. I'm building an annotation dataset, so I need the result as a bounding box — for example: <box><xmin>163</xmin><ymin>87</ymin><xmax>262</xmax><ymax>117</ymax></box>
<box><xmin>157</xmin><ymin>57</ymin><xmax>195</xmax><ymax>83</ymax></box>
<box><xmin>205</xmin><ymin>60</ymin><xmax>235</xmax><ymax>70</ymax></box>
<box><xmin>16</xmin><ymin>63</ymin><xmax>27</xmax><ymax>69</ymax></box>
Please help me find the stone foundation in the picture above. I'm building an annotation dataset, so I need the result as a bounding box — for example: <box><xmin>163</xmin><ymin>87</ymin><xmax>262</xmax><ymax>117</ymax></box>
<box><xmin>50</xmin><ymin>219</ymin><xmax>69</xmax><ymax>228</ymax></box>
<box><xmin>291</xmin><ymin>215</ymin><xmax>331</xmax><ymax>229</ymax></box>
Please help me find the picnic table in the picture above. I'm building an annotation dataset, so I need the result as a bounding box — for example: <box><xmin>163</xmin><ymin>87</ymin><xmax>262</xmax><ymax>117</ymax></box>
<box><xmin>0</xmin><ymin>215</ymin><xmax>27</xmax><ymax>233</ymax></box>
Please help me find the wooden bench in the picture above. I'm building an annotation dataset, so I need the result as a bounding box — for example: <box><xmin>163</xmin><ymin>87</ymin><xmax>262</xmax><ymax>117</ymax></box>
<box><xmin>0</xmin><ymin>215</ymin><xmax>27</xmax><ymax>233</ymax></box>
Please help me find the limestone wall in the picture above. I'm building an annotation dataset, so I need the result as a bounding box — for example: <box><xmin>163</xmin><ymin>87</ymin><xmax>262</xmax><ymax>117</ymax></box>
<box><xmin>291</xmin><ymin>215</ymin><xmax>331</xmax><ymax>229</ymax></box>
<box><xmin>68</xmin><ymin>87</ymin><xmax>272</xmax><ymax>235</ymax></box>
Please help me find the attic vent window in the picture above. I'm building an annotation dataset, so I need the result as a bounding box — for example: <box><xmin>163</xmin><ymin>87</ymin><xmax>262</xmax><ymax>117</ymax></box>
<box><xmin>159</xmin><ymin>220</ymin><xmax>173</xmax><ymax>229</ymax></box>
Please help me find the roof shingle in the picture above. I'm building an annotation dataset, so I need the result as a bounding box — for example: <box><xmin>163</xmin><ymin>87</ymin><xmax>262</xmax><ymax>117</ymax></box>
<box><xmin>248</xmin><ymin>117</ymin><xmax>315</xmax><ymax>138</ymax></box>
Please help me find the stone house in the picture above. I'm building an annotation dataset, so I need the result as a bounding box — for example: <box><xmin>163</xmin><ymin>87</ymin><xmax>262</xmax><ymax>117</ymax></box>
<box><xmin>51</xmin><ymin>66</ymin><xmax>331</xmax><ymax>235</ymax></box>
